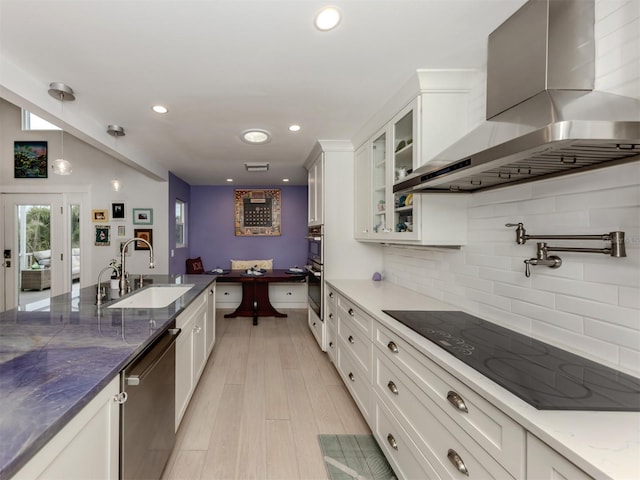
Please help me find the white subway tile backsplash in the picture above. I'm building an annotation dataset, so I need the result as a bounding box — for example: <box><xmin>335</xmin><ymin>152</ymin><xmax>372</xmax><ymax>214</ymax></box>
<box><xmin>555</xmin><ymin>185</ymin><xmax>640</xmax><ymax>212</ymax></box>
<box><xmin>465</xmin><ymin>288</ymin><xmax>511</xmax><ymax>311</ymax></box>
<box><xmin>591</xmin><ymin>206</ymin><xmax>640</xmax><ymax>227</ymax></box>
<box><xmin>585</xmin><ymin>318</ymin><xmax>640</xmax><ymax>351</ymax></box>
<box><xmin>557</xmin><ymin>295</ymin><xmax>640</xmax><ymax>330</ymax></box>
<box><xmin>477</xmin><ymin>304</ymin><xmax>533</xmax><ymax>333</ymax></box>
<box><xmin>619</xmin><ymin>286</ymin><xmax>640</xmax><ymax>309</ymax></box>
<box><xmin>532</xmin><ymin>276</ymin><xmax>618</xmax><ymax>304</ymax></box>
<box><xmin>584</xmin><ymin>260</ymin><xmax>640</xmax><ymax>286</ymax></box>
<box><xmin>479</xmin><ymin>266</ymin><xmax>531</xmax><ymax>287</ymax></box>
<box><xmin>512</xmin><ymin>299</ymin><xmax>584</xmax><ymax>333</ymax></box>
<box><xmin>494</xmin><ymin>282</ymin><xmax>556</xmax><ymax>307</ymax></box>
<box><xmin>619</xmin><ymin>346</ymin><xmax>640</xmax><ymax>375</ymax></box>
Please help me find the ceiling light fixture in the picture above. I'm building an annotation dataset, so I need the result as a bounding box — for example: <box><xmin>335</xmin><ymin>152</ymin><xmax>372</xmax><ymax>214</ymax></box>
<box><xmin>283</xmin><ymin>178</ymin><xmax>290</xmax><ymax>182</ymax></box>
<box><xmin>241</xmin><ymin>129</ymin><xmax>271</xmax><ymax>144</ymax></box>
<box><xmin>245</xmin><ymin>162</ymin><xmax>269</xmax><ymax>172</ymax></box>
<box><xmin>111</xmin><ymin>178</ymin><xmax>122</xmax><ymax>192</ymax></box>
<box><xmin>48</xmin><ymin>82</ymin><xmax>75</xmax><ymax>175</ymax></box>
<box><xmin>152</xmin><ymin>105</ymin><xmax>168</xmax><ymax>114</ymax></box>
<box><xmin>107</xmin><ymin>125</ymin><xmax>126</xmax><ymax>191</ymax></box>
<box><xmin>288</xmin><ymin>124</ymin><xmax>301</xmax><ymax>132</ymax></box>
<box><xmin>226</xmin><ymin>178</ymin><xmax>233</xmax><ymax>182</ymax></box>
<box><xmin>314</xmin><ymin>6</ymin><xmax>341</xmax><ymax>31</ymax></box>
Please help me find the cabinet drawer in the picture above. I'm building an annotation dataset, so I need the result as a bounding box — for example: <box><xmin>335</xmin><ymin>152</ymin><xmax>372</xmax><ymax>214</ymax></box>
<box><xmin>326</xmin><ymin>301</ymin><xmax>337</xmax><ymax>329</ymax></box>
<box><xmin>215</xmin><ymin>283</ymin><xmax>242</xmax><ymax>305</ymax></box>
<box><xmin>336</xmin><ymin>345</ymin><xmax>371</xmax><ymax>421</ymax></box>
<box><xmin>375</xmin><ymin>354</ymin><xmax>515</xmax><ymax>480</ymax></box>
<box><xmin>326</xmin><ymin>322</ymin><xmax>336</xmax><ymax>364</ymax></box>
<box><xmin>374</xmin><ymin>393</ymin><xmax>439</xmax><ymax>480</ymax></box>
<box><xmin>326</xmin><ymin>286</ymin><xmax>337</xmax><ymax>308</ymax></box>
<box><xmin>375</xmin><ymin>322</ymin><xmax>525</xmax><ymax>478</ymax></box>
<box><xmin>338</xmin><ymin>314</ymin><xmax>372</xmax><ymax>376</ymax></box>
<box><xmin>269</xmin><ymin>283</ymin><xmax>307</xmax><ymax>305</ymax></box>
<box><xmin>337</xmin><ymin>295</ymin><xmax>372</xmax><ymax>336</ymax></box>
<box><xmin>308</xmin><ymin>308</ymin><xmax>324</xmax><ymax>350</ymax></box>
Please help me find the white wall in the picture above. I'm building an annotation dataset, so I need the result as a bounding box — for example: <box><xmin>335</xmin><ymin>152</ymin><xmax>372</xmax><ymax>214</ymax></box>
<box><xmin>0</xmin><ymin>99</ymin><xmax>169</xmax><ymax>283</ymax></box>
<box><xmin>382</xmin><ymin>0</ymin><xmax>640</xmax><ymax>376</ymax></box>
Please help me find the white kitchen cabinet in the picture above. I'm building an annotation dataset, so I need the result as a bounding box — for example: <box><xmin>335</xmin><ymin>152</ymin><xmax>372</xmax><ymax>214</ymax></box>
<box><xmin>325</xmin><ymin>288</ymin><xmax>337</xmax><ymax>364</ymax></box>
<box><xmin>175</xmin><ymin>290</ymin><xmax>208</xmax><ymax>429</ymax></box>
<box><xmin>527</xmin><ymin>434</ymin><xmax>593</xmax><ymax>480</ymax></box>
<box><xmin>12</xmin><ymin>376</ymin><xmax>120</xmax><ymax>480</ymax></box>
<box><xmin>269</xmin><ymin>282</ymin><xmax>307</xmax><ymax>308</ymax></box>
<box><xmin>215</xmin><ymin>283</ymin><xmax>242</xmax><ymax>308</ymax></box>
<box><xmin>354</xmin><ymin>98</ymin><xmax>468</xmax><ymax>245</ymax></box>
<box><xmin>206</xmin><ymin>284</ymin><xmax>216</xmax><ymax>356</ymax></box>
<box><xmin>307</xmin><ymin>151</ymin><xmax>324</xmax><ymax>226</ymax></box>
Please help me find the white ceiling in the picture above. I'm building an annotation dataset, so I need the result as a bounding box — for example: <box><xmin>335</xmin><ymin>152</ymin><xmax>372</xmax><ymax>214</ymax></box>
<box><xmin>0</xmin><ymin>0</ymin><xmax>527</xmax><ymax>185</ymax></box>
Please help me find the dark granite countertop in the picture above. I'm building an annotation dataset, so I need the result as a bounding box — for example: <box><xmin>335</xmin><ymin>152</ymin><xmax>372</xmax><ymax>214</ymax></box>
<box><xmin>0</xmin><ymin>274</ymin><xmax>215</xmax><ymax>480</ymax></box>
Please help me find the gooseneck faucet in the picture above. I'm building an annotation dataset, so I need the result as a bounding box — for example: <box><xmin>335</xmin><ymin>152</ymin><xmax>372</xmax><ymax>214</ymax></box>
<box><xmin>96</xmin><ymin>265</ymin><xmax>119</xmax><ymax>305</ymax></box>
<box><xmin>119</xmin><ymin>237</ymin><xmax>155</xmax><ymax>295</ymax></box>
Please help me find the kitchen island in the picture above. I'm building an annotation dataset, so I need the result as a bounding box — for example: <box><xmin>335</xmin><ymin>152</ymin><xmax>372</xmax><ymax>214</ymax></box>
<box><xmin>0</xmin><ymin>274</ymin><xmax>215</xmax><ymax>480</ymax></box>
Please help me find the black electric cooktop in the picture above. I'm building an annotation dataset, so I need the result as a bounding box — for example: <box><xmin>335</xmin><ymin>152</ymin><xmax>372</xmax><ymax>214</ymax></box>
<box><xmin>382</xmin><ymin>310</ymin><xmax>640</xmax><ymax>411</ymax></box>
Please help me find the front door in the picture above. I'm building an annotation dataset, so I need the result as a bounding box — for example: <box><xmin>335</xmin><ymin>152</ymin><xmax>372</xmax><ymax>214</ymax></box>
<box><xmin>1</xmin><ymin>193</ymin><xmax>67</xmax><ymax>311</ymax></box>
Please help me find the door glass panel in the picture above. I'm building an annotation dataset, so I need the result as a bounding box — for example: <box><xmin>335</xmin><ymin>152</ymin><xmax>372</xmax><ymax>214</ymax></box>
<box><xmin>70</xmin><ymin>203</ymin><xmax>80</xmax><ymax>300</ymax></box>
<box><xmin>18</xmin><ymin>204</ymin><xmax>52</xmax><ymax>310</ymax></box>
<box><xmin>372</xmin><ymin>131</ymin><xmax>387</xmax><ymax>233</ymax></box>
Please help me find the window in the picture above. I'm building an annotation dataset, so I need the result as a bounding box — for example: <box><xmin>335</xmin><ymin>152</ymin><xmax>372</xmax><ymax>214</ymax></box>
<box><xmin>22</xmin><ymin>110</ymin><xmax>60</xmax><ymax>131</ymax></box>
<box><xmin>175</xmin><ymin>199</ymin><xmax>186</xmax><ymax>248</ymax></box>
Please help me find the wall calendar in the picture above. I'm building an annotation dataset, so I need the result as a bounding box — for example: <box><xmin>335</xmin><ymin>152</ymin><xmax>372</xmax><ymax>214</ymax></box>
<box><xmin>234</xmin><ymin>189</ymin><xmax>281</xmax><ymax>236</ymax></box>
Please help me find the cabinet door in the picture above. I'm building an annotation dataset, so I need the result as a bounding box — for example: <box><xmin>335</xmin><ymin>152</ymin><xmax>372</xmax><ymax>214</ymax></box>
<box><xmin>354</xmin><ymin>143</ymin><xmax>372</xmax><ymax>239</ymax></box>
<box><xmin>307</xmin><ymin>152</ymin><xmax>324</xmax><ymax>226</ymax></box>
<box><xmin>175</xmin><ymin>313</ymin><xmax>195</xmax><ymax>429</ymax></box>
<box><xmin>206</xmin><ymin>285</ymin><xmax>216</xmax><ymax>355</ymax></box>
<box><xmin>527</xmin><ymin>434</ymin><xmax>593</xmax><ymax>480</ymax></box>
<box><xmin>370</xmin><ymin>126</ymin><xmax>391</xmax><ymax>236</ymax></box>
<box><xmin>13</xmin><ymin>376</ymin><xmax>120</xmax><ymax>480</ymax></box>
<box><xmin>192</xmin><ymin>300</ymin><xmax>208</xmax><ymax>384</ymax></box>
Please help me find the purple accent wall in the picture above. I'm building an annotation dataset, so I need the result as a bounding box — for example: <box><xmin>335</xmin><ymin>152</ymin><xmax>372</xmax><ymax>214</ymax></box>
<box><xmin>190</xmin><ymin>185</ymin><xmax>308</xmax><ymax>271</ymax></box>
<box><xmin>168</xmin><ymin>172</ymin><xmax>192</xmax><ymax>275</ymax></box>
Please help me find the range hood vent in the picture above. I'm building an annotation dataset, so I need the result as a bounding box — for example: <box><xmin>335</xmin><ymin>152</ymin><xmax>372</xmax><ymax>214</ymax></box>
<box><xmin>395</xmin><ymin>0</ymin><xmax>640</xmax><ymax>194</ymax></box>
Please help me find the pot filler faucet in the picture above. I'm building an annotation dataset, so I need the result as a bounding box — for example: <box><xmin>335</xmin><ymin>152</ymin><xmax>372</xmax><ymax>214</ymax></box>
<box><xmin>505</xmin><ymin>223</ymin><xmax>626</xmax><ymax>277</ymax></box>
<box><xmin>119</xmin><ymin>237</ymin><xmax>155</xmax><ymax>294</ymax></box>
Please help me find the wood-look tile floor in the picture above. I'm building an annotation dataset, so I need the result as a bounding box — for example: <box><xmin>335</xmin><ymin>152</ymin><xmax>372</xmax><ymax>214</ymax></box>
<box><xmin>161</xmin><ymin>309</ymin><xmax>370</xmax><ymax>480</ymax></box>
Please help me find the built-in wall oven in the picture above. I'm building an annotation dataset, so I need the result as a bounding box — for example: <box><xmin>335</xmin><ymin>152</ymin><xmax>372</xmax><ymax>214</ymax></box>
<box><xmin>306</xmin><ymin>225</ymin><xmax>323</xmax><ymax>320</ymax></box>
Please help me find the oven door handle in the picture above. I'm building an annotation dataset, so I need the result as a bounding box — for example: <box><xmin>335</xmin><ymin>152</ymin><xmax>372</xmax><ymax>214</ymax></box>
<box><xmin>305</xmin><ymin>266</ymin><xmax>322</xmax><ymax>277</ymax></box>
<box><xmin>305</xmin><ymin>236</ymin><xmax>322</xmax><ymax>241</ymax></box>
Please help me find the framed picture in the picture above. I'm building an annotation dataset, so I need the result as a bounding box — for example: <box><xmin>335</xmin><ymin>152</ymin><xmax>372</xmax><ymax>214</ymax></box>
<box><xmin>134</xmin><ymin>228</ymin><xmax>153</xmax><ymax>250</ymax></box>
<box><xmin>111</xmin><ymin>202</ymin><xmax>126</xmax><ymax>221</ymax></box>
<box><xmin>234</xmin><ymin>189</ymin><xmax>281</xmax><ymax>236</ymax></box>
<box><xmin>95</xmin><ymin>225</ymin><xmax>111</xmax><ymax>246</ymax></box>
<box><xmin>133</xmin><ymin>208</ymin><xmax>153</xmax><ymax>225</ymax></box>
<box><xmin>117</xmin><ymin>225</ymin><xmax>126</xmax><ymax>237</ymax></box>
<box><xmin>14</xmin><ymin>141</ymin><xmax>48</xmax><ymax>178</ymax></box>
<box><xmin>92</xmin><ymin>209</ymin><xmax>109</xmax><ymax>222</ymax></box>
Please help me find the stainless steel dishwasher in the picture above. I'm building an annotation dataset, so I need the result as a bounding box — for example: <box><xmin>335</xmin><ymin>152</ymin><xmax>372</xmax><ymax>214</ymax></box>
<box><xmin>120</xmin><ymin>322</ymin><xmax>181</xmax><ymax>480</ymax></box>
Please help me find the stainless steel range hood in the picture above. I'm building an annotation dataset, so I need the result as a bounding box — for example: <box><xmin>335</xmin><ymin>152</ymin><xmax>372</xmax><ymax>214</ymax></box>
<box><xmin>395</xmin><ymin>0</ymin><xmax>640</xmax><ymax>194</ymax></box>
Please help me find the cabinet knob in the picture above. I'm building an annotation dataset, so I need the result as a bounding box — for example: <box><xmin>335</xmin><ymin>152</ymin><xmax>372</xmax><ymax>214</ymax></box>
<box><xmin>447</xmin><ymin>449</ymin><xmax>469</xmax><ymax>476</ymax></box>
<box><xmin>447</xmin><ymin>391</ymin><xmax>469</xmax><ymax>413</ymax></box>
<box><xmin>112</xmin><ymin>391</ymin><xmax>128</xmax><ymax>404</ymax></box>
<box><xmin>329</xmin><ymin>341</ymin><xmax>334</xmax><ymax>348</ymax></box>
<box><xmin>209</xmin><ymin>289</ymin><xmax>214</xmax><ymax>295</ymax></box>
<box><xmin>329</xmin><ymin>292</ymin><xmax>334</xmax><ymax>298</ymax></box>
<box><xmin>387</xmin><ymin>434</ymin><xmax>398</xmax><ymax>450</ymax></box>
<box><xmin>224</xmin><ymin>292</ymin><xmax>230</xmax><ymax>296</ymax></box>
<box><xmin>312</xmin><ymin>322</ymin><xmax>316</xmax><ymax>327</ymax></box>
<box><xmin>387</xmin><ymin>380</ymin><xmax>399</xmax><ymax>395</ymax></box>
<box><xmin>348</xmin><ymin>335</ymin><xmax>355</xmax><ymax>344</ymax></box>
<box><xmin>329</xmin><ymin>313</ymin><xmax>334</xmax><ymax>319</ymax></box>
<box><xmin>348</xmin><ymin>372</ymin><xmax>355</xmax><ymax>382</ymax></box>
<box><xmin>348</xmin><ymin>308</ymin><xmax>355</xmax><ymax>316</ymax></box>
<box><xmin>387</xmin><ymin>341</ymin><xmax>399</xmax><ymax>353</ymax></box>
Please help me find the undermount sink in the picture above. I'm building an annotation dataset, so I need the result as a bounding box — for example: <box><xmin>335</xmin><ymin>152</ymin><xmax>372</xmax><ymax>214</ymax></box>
<box><xmin>108</xmin><ymin>285</ymin><xmax>194</xmax><ymax>309</ymax></box>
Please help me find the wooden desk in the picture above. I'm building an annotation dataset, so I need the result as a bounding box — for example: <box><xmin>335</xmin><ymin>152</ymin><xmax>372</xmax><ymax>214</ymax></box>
<box><xmin>216</xmin><ymin>269</ymin><xmax>306</xmax><ymax>325</ymax></box>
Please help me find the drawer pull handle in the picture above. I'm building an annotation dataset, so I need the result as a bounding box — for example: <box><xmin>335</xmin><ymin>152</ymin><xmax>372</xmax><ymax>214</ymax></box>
<box><xmin>387</xmin><ymin>381</ymin><xmax>399</xmax><ymax>395</ymax></box>
<box><xmin>447</xmin><ymin>449</ymin><xmax>469</xmax><ymax>476</ymax></box>
<box><xmin>348</xmin><ymin>308</ymin><xmax>355</xmax><ymax>316</ymax></box>
<box><xmin>447</xmin><ymin>391</ymin><xmax>468</xmax><ymax>413</ymax></box>
<box><xmin>348</xmin><ymin>335</ymin><xmax>355</xmax><ymax>344</ymax></box>
<box><xmin>387</xmin><ymin>434</ymin><xmax>398</xmax><ymax>450</ymax></box>
<box><xmin>348</xmin><ymin>372</ymin><xmax>355</xmax><ymax>382</ymax></box>
<box><xmin>387</xmin><ymin>341</ymin><xmax>399</xmax><ymax>353</ymax></box>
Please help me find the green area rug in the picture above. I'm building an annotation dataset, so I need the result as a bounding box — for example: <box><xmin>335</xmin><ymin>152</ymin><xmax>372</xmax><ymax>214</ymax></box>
<box><xmin>318</xmin><ymin>434</ymin><xmax>396</xmax><ymax>480</ymax></box>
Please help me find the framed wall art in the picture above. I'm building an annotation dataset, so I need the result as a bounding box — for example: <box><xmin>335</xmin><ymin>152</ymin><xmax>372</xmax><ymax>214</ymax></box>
<box><xmin>133</xmin><ymin>208</ymin><xmax>153</xmax><ymax>225</ymax></box>
<box><xmin>95</xmin><ymin>225</ymin><xmax>111</xmax><ymax>246</ymax></box>
<box><xmin>14</xmin><ymin>141</ymin><xmax>48</xmax><ymax>178</ymax></box>
<box><xmin>111</xmin><ymin>202</ymin><xmax>126</xmax><ymax>221</ymax></box>
<box><xmin>133</xmin><ymin>228</ymin><xmax>153</xmax><ymax>250</ymax></box>
<box><xmin>92</xmin><ymin>209</ymin><xmax>109</xmax><ymax>222</ymax></box>
<box><xmin>234</xmin><ymin>189</ymin><xmax>281</xmax><ymax>236</ymax></box>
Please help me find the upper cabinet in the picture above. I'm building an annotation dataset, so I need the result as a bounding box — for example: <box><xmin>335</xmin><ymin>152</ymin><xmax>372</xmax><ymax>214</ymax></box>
<box><xmin>307</xmin><ymin>151</ymin><xmax>324</xmax><ymax>226</ymax></box>
<box><xmin>354</xmin><ymin>70</ymin><xmax>474</xmax><ymax>245</ymax></box>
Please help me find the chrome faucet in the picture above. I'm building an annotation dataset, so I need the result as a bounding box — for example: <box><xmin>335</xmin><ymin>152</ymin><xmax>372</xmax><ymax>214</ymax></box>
<box><xmin>119</xmin><ymin>237</ymin><xmax>154</xmax><ymax>295</ymax></box>
<box><xmin>523</xmin><ymin>243</ymin><xmax>562</xmax><ymax>278</ymax></box>
<box><xmin>96</xmin><ymin>265</ymin><xmax>119</xmax><ymax>305</ymax></box>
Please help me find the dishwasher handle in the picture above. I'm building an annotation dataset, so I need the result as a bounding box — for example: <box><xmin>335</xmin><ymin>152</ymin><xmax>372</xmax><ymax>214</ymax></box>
<box><xmin>125</xmin><ymin>328</ymin><xmax>181</xmax><ymax>386</ymax></box>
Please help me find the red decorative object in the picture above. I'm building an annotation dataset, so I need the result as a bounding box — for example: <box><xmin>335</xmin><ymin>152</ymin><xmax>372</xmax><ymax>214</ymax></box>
<box><xmin>186</xmin><ymin>257</ymin><xmax>204</xmax><ymax>274</ymax></box>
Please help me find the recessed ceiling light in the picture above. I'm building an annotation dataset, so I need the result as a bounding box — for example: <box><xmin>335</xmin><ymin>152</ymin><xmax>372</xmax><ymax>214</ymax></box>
<box><xmin>226</xmin><ymin>178</ymin><xmax>233</xmax><ymax>182</ymax></box>
<box><xmin>152</xmin><ymin>105</ymin><xmax>168</xmax><ymax>114</ymax></box>
<box><xmin>314</xmin><ymin>6</ymin><xmax>341</xmax><ymax>31</ymax></box>
<box><xmin>241</xmin><ymin>129</ymin><xmax>271</xmax><ymax>144</ymax></box>
<box><xmin>288</xmin><ymin>124</ymin><xmax>301</xmax><ymax>132</ymax></box>
<box><xmin>283</xmin><ymin>178</ymin><xmax>290</xmax><ymax>182</ymax></box>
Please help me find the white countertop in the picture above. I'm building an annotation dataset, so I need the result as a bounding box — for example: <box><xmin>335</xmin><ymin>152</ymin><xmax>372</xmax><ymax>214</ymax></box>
<box><xmin>326</xmin><ymin>279</ymin><xmax>640</xmax><ymax>480</ymax></box>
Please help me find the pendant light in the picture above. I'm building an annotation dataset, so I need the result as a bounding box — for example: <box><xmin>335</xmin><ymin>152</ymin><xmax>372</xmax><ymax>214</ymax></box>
<box><xmin>107</xmin><ymin>124</ymin><xmax>126</xmax><ymax>191</ymax></box>
<box><xmin>48</xmin><ymin>82</ymin><xmax>75</xmax><ymax>175</ymax></box>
